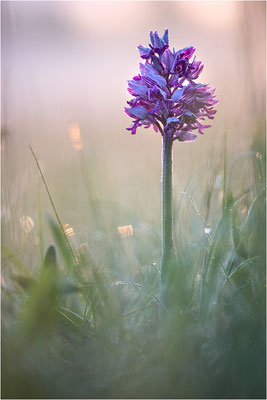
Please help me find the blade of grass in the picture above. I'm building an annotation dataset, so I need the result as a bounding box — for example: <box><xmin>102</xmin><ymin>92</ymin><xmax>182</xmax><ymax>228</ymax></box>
<box><xmin>226</xmin><ymin>256</ymin><xmax>259</xmax><ymax>281</ymax></box>
<box><xmin>121</xmin><ymin>301</ymin><xmax>158</xmax><ymax>318</ymax></box>
<box><xmin>180</xmin><ymin>191</ymin><xmax>213</xmax><ymax>246</ymax></box>
<box><xmin>2</xmin><ymin>247</ymin><xmax>33</xmax><ymax>278</ymax></box>
<box><xmin>36</xmin><ymin>175</ymin><xmax>44</xmax><ymax>264</ymax></box>
<box><xmin>56</xmin><ymin>308</ymin><xmax>91</xmax><ymax>337</ymax></box>
<box><xmin>29</xmin><ymin>145</ymin><xmax>80</xmax><ymax>277</ymax></box>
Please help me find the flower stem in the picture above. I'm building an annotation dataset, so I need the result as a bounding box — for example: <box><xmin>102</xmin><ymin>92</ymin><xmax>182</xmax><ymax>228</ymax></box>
<box><xmin>160</xmin><ymin>134</ymin><xmax>177</xmax><ymax>312</ymax></box>
<box><xmin>162</xmin><ymin>135</ymin><xmax>174</xmax><ymax>255</ymax></box>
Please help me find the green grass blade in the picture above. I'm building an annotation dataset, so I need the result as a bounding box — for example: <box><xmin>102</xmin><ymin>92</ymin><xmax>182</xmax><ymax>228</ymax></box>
<box><xmin>29</xmin><ymin>145</ymin><xmax>80</xmax><ymax>277</ymax></box>
<box><xmin>2</xmin><ymin>247</ymin><xmax>33</xmax><ymax>278</ymax></box>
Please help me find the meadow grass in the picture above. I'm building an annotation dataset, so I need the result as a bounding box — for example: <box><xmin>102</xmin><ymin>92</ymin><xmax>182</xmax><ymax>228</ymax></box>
<box><xmin>1</xmin><ymin>127</ymin><xmax>266</xmax><ymax>399</ymax></box>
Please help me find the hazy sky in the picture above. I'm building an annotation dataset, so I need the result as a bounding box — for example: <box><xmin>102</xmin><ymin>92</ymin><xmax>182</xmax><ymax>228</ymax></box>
<box><xmin>2</xmin><ymin>1</ymin><xmax>266</xmax><ymax>186</ymax></box>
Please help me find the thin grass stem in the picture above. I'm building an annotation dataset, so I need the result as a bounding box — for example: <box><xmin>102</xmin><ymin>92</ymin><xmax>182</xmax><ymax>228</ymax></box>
<box><xmin>29</xmin><ymin>145</ymin><xmax>81</xmax><ymax>276</ymax></box>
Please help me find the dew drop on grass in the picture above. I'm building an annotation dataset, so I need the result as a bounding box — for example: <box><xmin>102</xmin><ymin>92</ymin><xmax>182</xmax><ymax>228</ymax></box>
<box><xmin>109</xmin><ymin>280</ymin><xmax>123</xmax><ymax>287</ymax></box>
<box><xmin>19</xmin><ymin>216</ymin><xmax>34</xmax><ymax>233</ymax></box>
<box><xmin>204</xmin><ymin>226</ymin><xmax>211</xmax><ymax>234</ymax></box>
<box><xmin>117</xmin><ymin>225</ymin><xmax>133</xmax><ymax>238</ymax></box>
<box><xmin>68</xmin><ymin>122</ymin><xmax>83</xmax><ymax>151</ymax></box>
<box><xmin>64</xmin><ymin>223</ymin><xmax>75</xmax><ymax>238</ymax></box>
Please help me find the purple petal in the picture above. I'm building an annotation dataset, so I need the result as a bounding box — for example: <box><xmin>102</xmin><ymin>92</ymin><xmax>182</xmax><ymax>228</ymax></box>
<box><xmin>162</xmin><ymin>29</ymin><xmax>169</xmax><ymax>45</ymax></box>
<box><xmin>128</xmin><ymin>81</ymin><xmax>148</xmax><ymax>98</ymax></box>
<box><xmin>177</xmin><ymin>46</ymin><xmax>195</xmax><ymax>59</ymax></box>
<box><xmin>125</xmin><ymin>106</ymin><xmax>149</xmax><ymax>119</ymax></box>
<box><xmin>171</xmin><ymin>88</ymin><xmax>184</xmax><ymax>102</ymax></box>
<box><xmin>137</xmin><ymin>45</ymin><xmax>154</xmax><ymax>59</ymax></box>
<box><xmin>178</xmin><ymin>131</ymin><xmax>198</xmax><ymax>142</ymax></box>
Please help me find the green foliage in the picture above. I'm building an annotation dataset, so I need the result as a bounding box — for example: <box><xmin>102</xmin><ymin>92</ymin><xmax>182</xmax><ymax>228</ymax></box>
<box><xmin>1</xmin><ymin>131</ymin><xmax>266</xmax><ymax>399</ymax></box>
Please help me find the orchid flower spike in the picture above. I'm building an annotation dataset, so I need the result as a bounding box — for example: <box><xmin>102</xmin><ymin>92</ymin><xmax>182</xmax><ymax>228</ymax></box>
<box><xmin>125</xmin><ymin>29</ymin><xmax>218</xmax><ymax>142</ymax></box>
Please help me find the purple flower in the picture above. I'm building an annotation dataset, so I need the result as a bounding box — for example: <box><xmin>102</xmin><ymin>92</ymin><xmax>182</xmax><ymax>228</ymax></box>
<box><xmin>149</xmin><ymin>29</ymin><xmax>169</xmax><ymax>55</ymax></box>
<box><xmin>125</xmin><ymin>29</ymin><xmax>218</xmax><ymax>142</ymax></box>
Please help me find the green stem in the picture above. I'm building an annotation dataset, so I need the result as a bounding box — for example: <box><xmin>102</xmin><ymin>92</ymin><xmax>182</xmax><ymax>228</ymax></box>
<box><xmin>162</xmin><ymin>135</ymin><xmax>174</xmax><ymax>255</ymax></box>
<box><xmin>160</xmin><ymin>134</ymin><xmax>176</xmax><ymax>311</ymax></box>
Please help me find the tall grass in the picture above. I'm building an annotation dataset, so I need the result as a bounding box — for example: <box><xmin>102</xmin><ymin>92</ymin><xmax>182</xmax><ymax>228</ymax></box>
<box><xmin>1</xmin><ymin>127</ymin><xmax>266</xmax><ymax>399</ymax></box>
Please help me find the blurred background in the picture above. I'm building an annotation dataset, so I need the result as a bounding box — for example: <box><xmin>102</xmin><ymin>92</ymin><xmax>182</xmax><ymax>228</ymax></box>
<box><xmin>1</xmin><ymin>3</ymin><xmax>266</xmax><ymax>398</ymax></box>
<box><xmin>1</xmin><ymin>0</ymin><xmax>266</xmax><ymax>272</ymax></box>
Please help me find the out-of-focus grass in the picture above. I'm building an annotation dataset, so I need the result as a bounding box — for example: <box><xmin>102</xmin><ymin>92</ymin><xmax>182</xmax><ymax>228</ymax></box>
<box><xmin>1</xmin><ymin>124</ymin><xmax>265</xmax><ymax>399</ymax></box>
<box><xmin>1</xmin><ymin>2</ymin><xmax>265</xmax><ymax>397</ymax></box>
